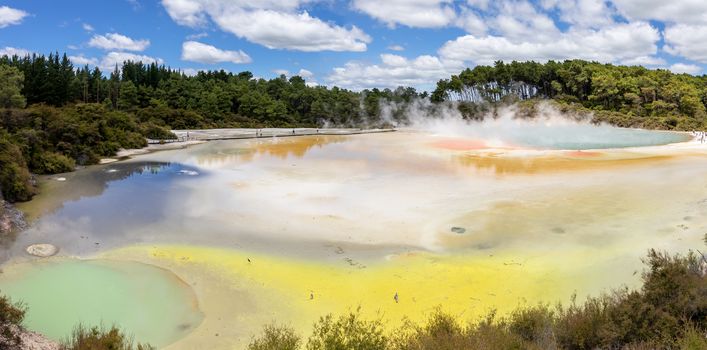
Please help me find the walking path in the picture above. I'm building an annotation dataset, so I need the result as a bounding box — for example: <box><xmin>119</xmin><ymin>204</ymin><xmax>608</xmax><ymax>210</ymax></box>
<box><xmin>152</xmin><ymin>127</ymin><xmax>395</xmax><ymax>143</ymax></box>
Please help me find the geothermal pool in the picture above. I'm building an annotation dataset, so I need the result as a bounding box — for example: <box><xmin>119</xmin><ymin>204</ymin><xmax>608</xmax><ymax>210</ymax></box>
<box><xmin>1</xmin><ymin>124</ymin><xmax>706</xmax><ymax>349</ymax></box>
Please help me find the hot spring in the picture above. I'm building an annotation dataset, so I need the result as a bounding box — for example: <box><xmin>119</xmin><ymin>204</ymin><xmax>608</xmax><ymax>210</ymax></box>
<box><xmin>2</xmin><ymin>116</ymin><xmax>706</xmax><ymax>348</ymax></box>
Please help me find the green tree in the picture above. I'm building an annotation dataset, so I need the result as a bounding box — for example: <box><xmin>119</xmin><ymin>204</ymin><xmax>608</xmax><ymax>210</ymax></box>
<box><xmin>118</xmin><ymin>81</ymin><xmax>139</xmax><ymax>110</ymax></box>
<box><xmin>0</xmin><ymin>64</ymin><xmax>26</xmax><ymax>108</ymax></box>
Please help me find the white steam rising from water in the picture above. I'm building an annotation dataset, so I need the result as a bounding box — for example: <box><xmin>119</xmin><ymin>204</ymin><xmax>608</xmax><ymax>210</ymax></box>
<box><xmin>385</xmin><ymin>100</ymin><xmax>688</xmax><ymax>150</ymax></box>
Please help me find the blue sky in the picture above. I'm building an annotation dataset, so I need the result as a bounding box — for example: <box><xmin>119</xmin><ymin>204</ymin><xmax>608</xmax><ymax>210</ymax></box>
<box><xmin>1</xmin><ymin>0</ymin><xmax>706</xmax><ymax>91</ymax></box>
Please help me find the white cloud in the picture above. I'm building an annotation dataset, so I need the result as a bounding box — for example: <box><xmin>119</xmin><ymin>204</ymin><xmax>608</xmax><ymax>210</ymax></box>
<box><xmin>273</xmin><ymin>69</ymin><xmax>289</xmax><ymax>76</ymax></box>
<box><xmin>668</xmin><ymin>63</ymin><xmax>702</xmax><ymax>75</ymax></box>
<box><xmin>69</xmin><ymin>55</ymin><xmax>98</xmax><ymax>66</ymax></box>
<box><xmin>388</xmin><ymin>45</ymin><xmax>404</xmax><ymax>51</ymax></box>
<box><xmin>664</xmin><ymin>24</ymin><xmax>707</xmax><ymax>63</ymax></box>
<box><xmin>352</xmin><ymin>0</ymin><xmax>456</xmax><ymax>28</ymax></box>
<box><xmin>212</xmin><ymin>10</ymin><xmax>370</xmax><ymax>52</ymax></box>
<box><xmin>297</xmin><ymin>69</ymin><xmax>314</xmax><ymax>78</ymax></box>
<box><xmin>0</xmin><ymin>6</ymin><xmax>28</xmax><ymax>28</ymax></box>
<box><xmin>100</xmin><ymin>52</ymin><xmax>164</xmax><ymax>70</ymax></box>
<box><xmin>439</xmin><ymin>22</ymin><xmax>659</xmax><ymax>65</ymax></box>
<box><xmin>456</xmin><ymin>7</ymin><xmax>487</xmax><ymax>36</ymax></box>
<box><xmin>542</xmin><ymin>0</ymin><xmax>615</xmax><ymax>28</ymax></box>
<box><xmin>180</xmin><ymin>68</ymin><xmax>201</xmax><ymax>76</ymax></box>
<box><xmin>327</xmin><ymin>54</ymin><xmax>462</xmax><ymax>90</ymax></box>
<box><xmin>162</xmin><ymin>0</ymin><xmax>371</xmax><ymax>52</ymax></box>
<box><xmin>0</xmin><ymin>47</ymin><xmax>31</xmax><ymax>57</ymax></box>
<box><xmin>181</xmin><ymin>41</ymin><xmax>251</xmax><ymax>64</ymax></box>
<box><xmin>621</xmin><ymin>56</ymin><xmax>666</xmax><ymax>66</ymax></box>
<box><xmin>186</xmin><ymin>32</ymin><xmax>208</xmax><ymax>40</ymax></box>
<box><xmin>88</xmin><ymin>33</ymin><xmax>150</xmax><ymax>51</ymax></box>
<box><xmin>82</xmin><ymin>23</ymin><xmax>94</xmax><ymax>32</ymax></box>
<box><xmin>612</xmin><ymin>0</ymin><xmax>707</xmax><ymax>24</ymax></box>
<box><xmin>485</xmin><ymin>1</ymin><xmax>560</xmax><ymax>41</ymax></box>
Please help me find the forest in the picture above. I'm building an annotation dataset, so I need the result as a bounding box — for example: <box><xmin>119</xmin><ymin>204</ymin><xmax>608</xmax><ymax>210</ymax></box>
<box><xmin>433</xmin><ymin>60</ymin><xmax>707</xmax><ymax>130</ymax></box>
<box><xmin>1</xmin><ymin>53</ymin><xmax>707</xmax><ymax>202</ymax></box>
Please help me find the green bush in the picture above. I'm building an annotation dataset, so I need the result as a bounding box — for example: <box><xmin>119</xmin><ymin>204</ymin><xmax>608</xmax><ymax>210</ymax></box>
<box><xmin>141</xmin><ymin>122</ymin><xmax>176</xmax><ymax>140</ymax></box>
<box><xmin>306</xmin><ymin>308</ymin><xmax>388</xmax><ymax>350</ymax></box>
<box><xmin>0</xmin><ymin>292</ymin><xmax>26</xmax><ymax>349</ymax></box>
<box><xmin>248</xmin><ymin>324</ymin><xmax>301</xmax><ymax>350</ymax></box>
<box><xmin>33</xmin><ymin>151</ymin><xmax>75</xmax><ymax>174</ymax></box>
<box><xmin>0</xmin><ymin>132</ymin><xmax>35</xmax><ymax>202</ymax></box>
<box><xmin>60</xmin><ymin>324</ymin><xmax>153</xmax><ymax>350</ymax></box>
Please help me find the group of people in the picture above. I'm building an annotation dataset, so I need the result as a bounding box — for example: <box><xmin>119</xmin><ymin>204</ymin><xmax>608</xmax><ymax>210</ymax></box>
<box><xmin>691</xmin><ymin>131</ymin><xmax>707</xmax><ymax>143</ymax></box>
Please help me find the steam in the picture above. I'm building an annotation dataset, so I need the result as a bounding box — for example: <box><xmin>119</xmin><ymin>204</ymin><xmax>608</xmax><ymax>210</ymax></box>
<box><xmin>380</xmin><ymin>99</ymin><xmax>688</xmax><ymax>150</ymax></box>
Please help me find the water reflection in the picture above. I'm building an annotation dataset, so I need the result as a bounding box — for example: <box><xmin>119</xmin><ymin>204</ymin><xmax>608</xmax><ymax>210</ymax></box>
<box><xmin>188</xmin><ymin>135</ymin><xmax>346</xmax><ymax>167</ymax></box>
<box><xmin>5</xmin><ymin>162</ymin><xmax>202</xmax><ymax>262</ymax></box>
<box><xmin>453</xmin><ymin>152</ymin><xmax>678</xmax><ymax>175</ymax></box>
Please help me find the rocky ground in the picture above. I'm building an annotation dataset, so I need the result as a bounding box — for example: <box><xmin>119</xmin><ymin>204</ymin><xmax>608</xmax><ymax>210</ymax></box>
<box><xmin>19</xmin><ymin>329</ymin><xmax>59</xmax><ymax>350</ymax></box>
<box><xmin>0</xmin><ymin>199</ymin><xmax>26</xmax><ymax>236</ymax></box>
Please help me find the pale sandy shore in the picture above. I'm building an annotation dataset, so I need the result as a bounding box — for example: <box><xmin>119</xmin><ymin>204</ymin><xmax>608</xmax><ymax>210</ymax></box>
<box><xmin>99</xmin><ymin>128</ymin><xmax>394</xmax><ymax>164</ymax></box>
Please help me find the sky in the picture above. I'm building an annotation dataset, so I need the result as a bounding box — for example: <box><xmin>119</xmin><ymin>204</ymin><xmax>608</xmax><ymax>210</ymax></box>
<box><xmin>1</xmin><ymin>0</ymin><xmax>706</xmax><ymax>91</ymax></box>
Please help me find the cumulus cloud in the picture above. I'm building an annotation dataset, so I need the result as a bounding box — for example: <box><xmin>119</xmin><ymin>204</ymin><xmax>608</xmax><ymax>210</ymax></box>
<box><xmin>161</xmin><ymin>0</ymin><xmax>371</xmax><ymax>52</ymax></box>
<box><xmin>541</xmin><ymin>0</ymin><xmax>615</xmax><ymax>28</ymax></box>
<box><xmin>439</xmin><ymin>22</ymin><xmax>659</xmax><ymax>65</ymax></box>
<box><xmin>327</xmin><ymin>54</ymin><xmax>462</xmax><ymax>90</ymax></box>
<box><xmin>69</xmin><ymin>55</ymin><xmax>98</xmax><ymax>66</ymax></box>
<box><xmin>100</xmin><ymin>52</ymin><xmax>163</xmax><ymax>70</ymax></box>
<box><xmin>186</xmin><ymin>32</ymin><xmax>208</xmax><ymax>40</ymax></box>
<box><xmin>668</xmin><ymin>63</ymin><xmax>702</xmax><ymax>75</ymax></box>
<box><xmin>0</xmin><ymin>6</ymin><xmax>28</xmax><ymax>28</ymax></box>
<box><xmin>273</xmin><ymin>69</ymin><xmax>290</xmax><ymax>76</ymax></box>
<box><xmin>89</xmin><ymin>33</ymin><xmax>150</xmax><ymax>51</ymax></box>
<box><xmin>664</xmin><ymin>24</ymin><xmax>707</xmax><ymax>63</ymax></box>
<box><xmin>180</xmin><ymin>68</ymin><xmax>201</xmax><ymax>76</ymax></box>
<box><xmin>352</xmin><ymin>0</ymin><xmax>456</xmax><ymax>28</ymax></box>
<box><xmin>0</xmin><ymin>47</ymin><xmax>31</xmax><ymax>57</ymax></box>
<box><xmin>82</xmin><ymin>23</ymin><xmax>94</xmax><ymax>32</ymax></box>
<box><xmin>621</xmin><ymin>56</ymin><xmax>666</xmax><ymax>66</ymax></box>
<box><xmin>297</xmin><ymin>68</ymin><xmax>314</xmax><ymax>78</ymax></box>
<box><xmin>455</xmin><ymin>7</ymin><xmax>486</xmax><ymax>36</ymax></box>
<box><xmin>388</xmin><ymin>45</ymin><xmax>404</xmax><ymax>51</ymax></box>
<box><xmin>181</xmin><ymin>41</ymin><xmax>251</xmax><ymax>64</ymax></box>
<box><xmin>612</xmin><ymin>0</ymin><xmax>707</xmax><ymax>24</ymax></box>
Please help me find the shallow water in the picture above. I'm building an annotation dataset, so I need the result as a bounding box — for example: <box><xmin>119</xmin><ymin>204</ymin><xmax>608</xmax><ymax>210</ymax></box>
<box><xmin>0</xmin><ymin>259</ymin><xmax>203</xmax><ymax>347</ymax></box>
<box><xmin>4</xmin><ymin>130</ymin><xmax>707</xmax><ymax>348</ymax></box>
<box><xmin>412</xmin><ymin>114</ymin><xmax>691</xmax><ymax>149</ymax></box>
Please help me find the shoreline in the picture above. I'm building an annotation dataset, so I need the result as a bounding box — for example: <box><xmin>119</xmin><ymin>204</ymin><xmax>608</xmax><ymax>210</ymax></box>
<box><xmin>98</xmin><ymin>127</ymin><xmax>396</xmax><ymax>164</ymax></box>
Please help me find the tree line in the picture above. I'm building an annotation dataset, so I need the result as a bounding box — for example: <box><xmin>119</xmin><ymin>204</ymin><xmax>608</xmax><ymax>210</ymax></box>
<box><xmin>433</xmin><ymin>60</ymin><xmax>707</xmax><ymax>130</ymax></box>
<box><xmin>0</xmin><ymin>52</ymin><xmax>422</xmax><ymax>127</ymax></box>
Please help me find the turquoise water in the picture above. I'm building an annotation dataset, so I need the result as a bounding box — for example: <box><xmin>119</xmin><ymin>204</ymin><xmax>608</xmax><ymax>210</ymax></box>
<box><xmin>0</xmin><ymin>259</ymin><xmax>203</xmax><ymax>347</ymax></box>
<box><xmin>417</xmin><ymin>116</ymin><xmax>692</xmax><ymax>149</ymax></box>
<box><xmin>512</xmin><ymin>126</ymin><xmax>691</xmax><ymax>150</ymax></box>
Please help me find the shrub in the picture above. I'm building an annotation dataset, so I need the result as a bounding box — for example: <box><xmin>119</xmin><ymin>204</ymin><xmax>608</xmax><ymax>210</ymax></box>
<box><xmin>507</xmin><ymin>304</ymin><xmax>556</xmax><ymax>347</ymax></box>
<box><xmin>248</xmin><ymin>324</ymin><xmax>301</xmax><ymax>350</ymax></box>
<box><xmin>306</xmin><ymin>308</ymin><xmax>387</xmax><ymax>350</ymax></box>
<box><xmin>33</xmin><ymin>151</ymin><xmax>75</xmax><ymax>174</ymax></box>
<box><xmin>390</xmin><ymin>310</ymin><xmax>469</xmax><ymax>350</ymax></box>
<box><xmin>140</xmin><ymin>122</ymin><xmax>176</xmax><ymax>140</ymax></box>
<box><xmin>0</xmin><ymin>132</ymin><xmax>35</xmax><ymax>202</ymax></box>
<box><xmin>0</xmin><ymin>292</ymin><xmax>26</xmax><ymax>349</ymax></box>
<box><xmin>60</xmin><ymin>324</ymin><xmax>153</xmax><ymax>350</ymax></box>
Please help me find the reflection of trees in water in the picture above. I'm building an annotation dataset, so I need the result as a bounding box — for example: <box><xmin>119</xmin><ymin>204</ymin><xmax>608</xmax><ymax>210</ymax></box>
<box><xmin>0</xmin><ymin>162</ymin><xmax>193</xmax><ymax>262</ymax></box>
<box><xmin>453</xmin><ymin>154</ymin><xmax>674</xmax><ymax>175</ymax></box>
<box><xmin>15</xmin><ymin>162</ymin><xmax>178</xmax><ymax>225</ymax></box>
<box><xmin>193</xmin><ymin>136</ymin><xmax>346</xmax><ymax>166</ymax></box>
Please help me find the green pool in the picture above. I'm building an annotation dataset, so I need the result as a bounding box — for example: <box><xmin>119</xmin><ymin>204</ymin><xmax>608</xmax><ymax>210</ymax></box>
<box><xmin>0</xmin><ymin>259</ymin><xmax>203</xmax><ymax>347</ymax></box>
